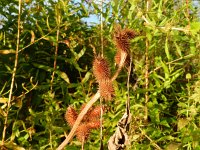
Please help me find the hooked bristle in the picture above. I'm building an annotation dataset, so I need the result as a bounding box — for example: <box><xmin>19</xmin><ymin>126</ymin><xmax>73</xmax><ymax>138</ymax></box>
<box><xmin>99</xmin><ymin>79</ymin><xmax>114</xmax><ymax>101</ymax></box>
<box><xmin>87</xmin><ymin>121</ymin><xmax>101</xmax><ymax>129</ymax></box>
<box><xmin>66</xmin><ymin>104</ymin><xmax>102</xmax><ymax>143</ymax></box>
<box><xmin>65</xmin><ymin>106</ymin><xmax>78</xmax><ymax>127</ymax></box>
<box><xmin>121</xmin><ymin>29</ymin><xmax>136</xmax><ymax>40</ymax></box>
<box><xmin>76</xmin><ymin>124</ymin><xmax>91</xmax><ymax>142</ymax></box>
<box><xmin>114</xmin><ymin>25</ymin><xmax>136</xmax><ymax>53</ymax></box>
<box><xmin>93</xmin><ymin>56</ymin><xmax>111</xmax><ymax>82</ymax></box>
<box><xmin>80</xmin><ymin>104</ymin><xmax>102</xmax><ymax>122</ymax></box>
<box><xmin>115</xmin><ymin>37</ymin><xmax>130</xmax><ymax>53</ymax></box>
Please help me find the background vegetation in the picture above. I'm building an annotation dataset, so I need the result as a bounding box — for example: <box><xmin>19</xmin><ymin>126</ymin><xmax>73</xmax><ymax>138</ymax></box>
<box><xmin>0</xmin><ymin>0</ymin><xmax>200</xmax><ymax>149</ymax></box>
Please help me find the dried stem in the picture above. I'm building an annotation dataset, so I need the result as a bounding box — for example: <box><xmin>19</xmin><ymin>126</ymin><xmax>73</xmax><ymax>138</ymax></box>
<box><xmin>144</xmin><ymin>32</ymin><xmax>149</xmax><ymax>122</ymax></box>
<box><xmin>56</xmin><ymin>50</ymin><xmax>127</xmax><ymax>150</ymax></box>
<box><xmin>50</xmin><ymin>10</ymin><xmax>60</xmax><ymax>92</ymax></box>
<box><xmin>50</xmin><ymin>28</ymin><xmax>60</xmax><ymax>92</ymax></box>
<box><xmin>126</xmin><ymin>53</ymin><xmax>132</xmax><ymax>113</ymax></box>
<box><xmin>81</xmin><ymin>139</ymin><xmax>84</xmax><ymax>150</ymax></box>
<box><xmin>100</xmin><ymin>0</ymin><xmax>104</xmax><ymax>148</ymax></box>
<box><xmin>144</xmin><ymin>0</ymin><xmax>150</xmax><ymax>123</ymax></box>
<box><xmin>18</xmin><ymin>25</ymin><xmax>60</xmax><ymax>53</ymax></box>
<box><xmin>1</xmin><ymin>0</ymin><xmax>22</xmax><ymax>145</ymax></box>
<box><xmin>112</xmin><ymin>51</ymin><xmax>127</xmax><ymax>81</ymax></box>
<box><xmin>186</xmin><ymin>0</ymin><xmax>190</xmax><ymax>29</ymax></box>
<box><xmin>100</xmin><ymin>0</ymin><xmax>104</xmax><ymax>56</ymax></box>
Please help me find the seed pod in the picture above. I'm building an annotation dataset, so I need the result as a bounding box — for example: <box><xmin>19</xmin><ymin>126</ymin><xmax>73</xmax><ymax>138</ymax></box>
<box><xmin>65</xmin><ymin>106</ymin><xmax>78</xmax><ymax>127</ymax></box>
<box><xmin>93</xmin><ymin>56</ymin><xmax>111</xmax><ymax>82</ymax></box>
<box><xmin>87</xmin><ymin>121</ymin><xmax>101</xmax><ymax>129</ymax></box>
<box><xmin>114</xmin><ymin>26</ymin><xmax>136</xmax><ymax>53</ymax></box>
<box><xmin>121</xmin><ymin>29</ymin><xmax>136</xmax><ymax>40</ymax></box>
<box><xmin>99</xmin><ymin>79</ymin><xmax>114</xmax><ymax>101</ymax></box>
<box><xmin>76</xmin><ymin>124</ymin><xmax>91</xmax><ymax>142</ymax></box>
<box><xmin>115</xmin><ymin>37</ymin><xmax>130</xmax><ymax>53</ymax></box>
<box><xmin>88</xmin><ymin>105</ymin><xmax>102</xmax><ymax>120</ymax></box>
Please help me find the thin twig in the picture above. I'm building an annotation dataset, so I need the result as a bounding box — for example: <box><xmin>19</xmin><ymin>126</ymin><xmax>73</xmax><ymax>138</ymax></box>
<box><xmin>100</xmin><ymin>0</ymin><xmax>104</xmax><ymax>148</ymax></box>
<box><xmin>139</xmin><ymin>128</ymin><xmax>163</xmax><ymax>150</ymax></box>
<box><xmin>18</xmin><ymin>25</ymin><xmax>59</xmax><ymax>53</ymax></box>
<box><xmin>126</xmin><ymin>53</ymin><xmax>132</xmax><ymax>113</ymax></box>
<box><xmin>144</xmin><ymin>32</ymin><xmax>149</xmax><ymax>122</ymax></box>
<box><xmin>142</xmin><ymin>15</ymin><xmax>190</xmax><ymax>32</ymax></box>
<box><xmin>144</xmin><ymin>1</ymin><xmax>150</xmax><ymax>122</ymax></box>
<box><xmin>112</xmin><ymin>51</ymin><xmax>127</xmax><ymax>81</ymax></box>
<box><xmin>186</xmin><ymin>0</ymin><xmax>190</xmax><ymax>29</ymax></box>
<box><xmin>50</xmin><ymin>26</ymin><xmax>60</xmax><ymax>92</ymax></box>
<box><xmin>1</xmin><ymin>0</ymin><xmax>22</xmax><ymax>145</ymax></box>
<box><xmin>100</xmin><ymin>0</ymin><xmax>104</xmax><ymax>56</ymax></box>
<box><xmin>149</xmin><ymin>54</ymin><xmax>194</xmax><ymax>75</ymax></box>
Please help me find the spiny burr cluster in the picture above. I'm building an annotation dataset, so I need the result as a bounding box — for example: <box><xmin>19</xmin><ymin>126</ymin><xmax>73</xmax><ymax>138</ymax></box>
<box><xmin>65</xmin><ymin>104</ymin><xmax>102</xmax><ymax>142</ymax></box>
<box><xmin>93</xmin><ymin>56</ymin><xmax>114</xmax><ymax>101</ymax></box>
<box><xmin>113</xmin><ymin>25</ymin><xmax>136</xmax><ymax>68</ymax></box>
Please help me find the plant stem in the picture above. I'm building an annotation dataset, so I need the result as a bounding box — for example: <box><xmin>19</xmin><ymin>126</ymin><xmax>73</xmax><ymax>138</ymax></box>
<box><xmin>126</xmin><ymin>53</ymin><xmax>132</xmax><ymax>113</ymax></box>
<box><xmin>1</xmin><ymin>0</ymin><xmax>21</xmax><ymax>145</ymax></box>
<box><xmin>50</xmin><ymin>9</ymin><xmax>60</xmax><ymax>92</ymax></box>
<box><xmin>144</xmin><ymin>32</ymin><xmax>149</xmax><ymax>122</ymax></box>
<box><xmin>144</xmin><ymin>0</ymin><xmax>150</xmax><ymax>123</ymax></box>
<box><xmin>186</xmin><ymin>0</ymin><xmax>190</xmax><ymax>29</ymax></box>
<box><xmin>100</xmin><ymin>0</ymin><xmax>104</xmax><ymax>56</ymax></box>
<box><xmin>100</xmin><ymin>1</ymin><xmax>104</xmax><ymax>147</ymax></box>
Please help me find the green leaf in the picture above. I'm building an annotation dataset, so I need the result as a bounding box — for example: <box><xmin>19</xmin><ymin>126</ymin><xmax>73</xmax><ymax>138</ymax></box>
<box><xmin>56</xmin><ymin>71</ymin><xmax>70</xmax><ymax>84</ymax></box>
<box><xmin>160</xmin><ymin>59</ymin><xmax>170</xmax><ymax>79</ymax></box>
<box><xmin>160</xmin><ymin>119</ymin><xmax>170</xmax><ymax>127</ymax></box>
<box><xmin>0</xmin><ymin>97</ymin><xmax>8</xmax><ymax>103</ymax></box>
<box><xmin>165</xmin><ymin>37</ymin><xmax>171</xmax><ymax>60</ymax></box>
<box><xmin>81</xmin><ymin>72</ymin><xmax>91</xmax><ymax>83</ymax></box>
<box><xmin>35</xmin><ymin>21</ymin><xmax>44</xmax><ymax>36</ymax></box>
<box><xmin>178</xmin><ymin>118</ymin><xmax>189</xmax><ymax>130</ymax></box>
<box><xmin>190</xmin><ymin>22</ymin><xmax>200</xmax><ymax>35</ymax></box>
<box><xmin>174</xmin><ymin>41</ymin><xmax>182</xmax><ymax>57</ymax></box>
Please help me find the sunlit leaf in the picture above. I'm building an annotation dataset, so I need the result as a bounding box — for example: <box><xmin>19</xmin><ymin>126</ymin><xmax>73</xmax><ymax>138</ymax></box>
<box><xmin>165</xmin><ymin>37</ymin><xmax>171</xmax><ymax>60</ymax></box>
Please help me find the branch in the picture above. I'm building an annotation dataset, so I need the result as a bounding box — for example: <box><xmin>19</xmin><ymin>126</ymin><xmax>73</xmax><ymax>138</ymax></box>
<box><xmin>142</xmin><ymin>15</ymin><xmax>190</xmax><ymax>32</ymax></box>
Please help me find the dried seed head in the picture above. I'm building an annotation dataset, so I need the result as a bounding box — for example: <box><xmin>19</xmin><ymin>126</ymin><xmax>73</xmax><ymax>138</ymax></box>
<box><xmin>80</xmin><ymin>104</ymin><xmax>102</xmax><ymax>122</ymax></box>
<box><xmin>76</xmin><ymin>124</ymin><xmax>91</xmax><ymax>142</ymax></box>
<box><xmin>93</xmin><ymin>56</ymin><xmax>111</xmax><ymax>81</ymax></box>
<box><xmin>113</xmin><ymin>25</ymin><xmax>136</xmax><ymax>53</ymax></box>
<box><xmin>121</xmin><ymin>29</ymin><xmax>136</xmax><ymax>40</ymax></box>
<box><xmin>87</xmin><ymin>121</ymin><xmax>101</xmax><ymax>129</ymax></box>
<box><xmin>65</xmin><ymin>106</ymin><xmax>78</xmax><ymax>127</ymax></box>
<box><xmin>99</xmin><ymin>79</ymin><xmax>114</xmax><ymax>101</ymax></box>
<box><xmin>88</xmin><ymin>105</ymin><xmax>102</xmax><ymax>120</ymax></box>
<box><xmin>115</xmin><ymin>37</ymin><xmax>130</xmax><ymax>53</ymax></box>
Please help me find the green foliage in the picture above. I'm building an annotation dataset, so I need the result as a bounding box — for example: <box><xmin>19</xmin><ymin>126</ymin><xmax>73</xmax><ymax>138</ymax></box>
<box><xmin>0</xmin><ymin>0</ymin><xmax>200</xmax><ymax>149</ymax></box>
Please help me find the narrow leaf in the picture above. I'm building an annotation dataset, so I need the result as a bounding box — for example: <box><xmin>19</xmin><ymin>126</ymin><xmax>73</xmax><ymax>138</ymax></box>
<box><xmin>165</xmin><ymin>37</ymin><xmax>171</xmax><ymax>60</ymax></box>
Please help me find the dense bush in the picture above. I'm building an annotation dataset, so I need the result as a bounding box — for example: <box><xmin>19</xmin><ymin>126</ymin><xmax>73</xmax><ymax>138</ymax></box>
<box><xmin>0</xmin><ymin>0</ymin><xmax>200</xmax><ymax>149</ymax></box>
